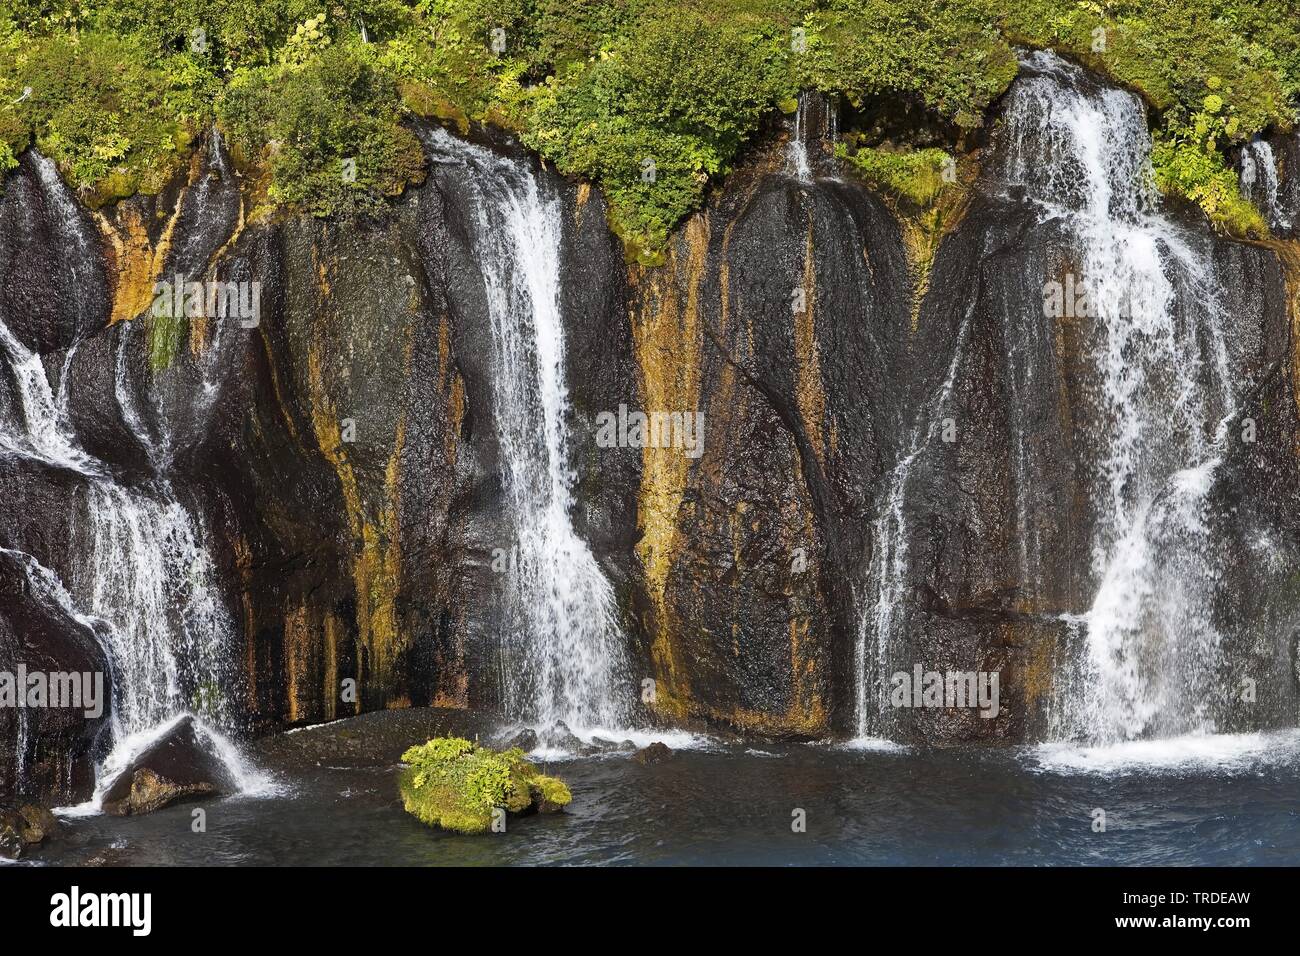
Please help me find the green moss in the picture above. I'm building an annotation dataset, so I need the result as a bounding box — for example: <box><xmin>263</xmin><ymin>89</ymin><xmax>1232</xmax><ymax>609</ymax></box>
<box><xmin>530</xmin><ymin>774</ymin><xmax>572</xmax><ymax>810</ymax></box>
<box><xmin>148</xmin><ymin>312</ymin><xmax>188</xmax><ymax>372</ymax></box>
<box><xmin>837</xmin><ymin>144</ymin><xmax>952</xmax><ymax>207</ymax></box>
<box><xmin>4</xmin><ymin>1</ymin><xmax>1299</xmax><ymax>244</ymax></box>
<box><xmin>398</xmin><ymin>737</ymin><xmax>570</xmax><ymax>834</ymax></box>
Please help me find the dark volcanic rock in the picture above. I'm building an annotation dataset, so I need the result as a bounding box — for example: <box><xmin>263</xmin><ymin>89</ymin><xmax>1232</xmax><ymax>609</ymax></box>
<box><xmin>633</xmin><ymin>741</ymin><xmax>674</xmax><ymax>764</ymax></box>
<box><xmin>497</xmin><ymin>727</ymin><xmax>538</xmax><ymax>752</ymax></box>
<box><xmin>627</xmin><ymin>134</ymin><xmax>911</xmax><ymax>738</ymax></box>
<box><xmin>100</xmin><ymin>716</ymin><xmax>237</xmax><ymax>816</ymax></box>
<box><xmin>249</xmin><ymin>707</ymin><xmax>501</xmax><ymax>771</ymax></box>
<box><xmin>0</xmin><ymin>549</ymin><xmax>112</xmax><ymax>805</ymax></box>
<box><xmin>0</xmin><ymin>151</ymin><xmax>110</xmax><ymax>354</ymax></box>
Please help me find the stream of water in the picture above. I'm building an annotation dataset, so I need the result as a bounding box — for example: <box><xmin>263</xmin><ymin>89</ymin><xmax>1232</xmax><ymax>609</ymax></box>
<box><xmin>420</xmin><ymin>127</ymin><xmax>634</xmax><ymax>738</ymax></box>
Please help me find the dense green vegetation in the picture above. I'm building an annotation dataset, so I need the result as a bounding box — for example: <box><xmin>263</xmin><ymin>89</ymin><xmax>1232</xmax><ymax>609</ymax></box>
<box><xmin>398</xmin><ymin>737</ymin><xmax>571</xmax><ymax>833</ymax></box>
<box><xmin>2</xmin><ymin>2</ymin><xmax>1298</xmax><ymax>253</ymax></box>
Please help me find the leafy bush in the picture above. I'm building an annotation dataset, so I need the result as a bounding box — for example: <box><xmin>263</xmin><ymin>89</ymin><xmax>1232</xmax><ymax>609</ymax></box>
<box><xmin>804</xmin><ymin>0</ymin><xmax>1019</xmax><ymax>128</ymax></box>
<box><xmin>3</xmin><ymin>1</ymin><xmax>1298</xmax><ymax>241</ymax></box>
<box><xmin>217</xmin><ymin>41</ymin><xmax>425</xmax><ymax>218</ymax></box>
<box><xmin>2</xmin><ymin>31</ymin><xmax>194</xmax><ymax>202</ymax></box>
<box><xmin>523</xmin><ymin>5</ymin><xmax>794</xmax><ymax>261</ymax></box>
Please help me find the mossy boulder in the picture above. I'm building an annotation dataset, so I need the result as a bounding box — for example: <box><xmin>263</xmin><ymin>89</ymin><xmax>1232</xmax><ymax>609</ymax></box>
<box><xmin>398</xmin><ymin>738</ymin><xmax>572</xmax><ymax>834</ymax></box>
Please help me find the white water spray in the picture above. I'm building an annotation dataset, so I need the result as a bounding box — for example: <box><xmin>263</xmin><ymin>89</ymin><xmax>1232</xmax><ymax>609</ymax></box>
<box><xmin>1</xmin><ymin>155</ymin><xmax>253</xmax><ymax>804</ymax></box>
<box><xmin>420</xmin><ymin>127</ymin><xmax>632</xmax><ymax>735</ymax></box>
<box><xmin>1240</xmin><ymin>138</ymin><xmax>1289</xmax><ymax>232</ymax></box>
<box><xmin>1004</xmin><ymin>52</ymin><xmax>1236</xmax><ymax>743</ymax></box>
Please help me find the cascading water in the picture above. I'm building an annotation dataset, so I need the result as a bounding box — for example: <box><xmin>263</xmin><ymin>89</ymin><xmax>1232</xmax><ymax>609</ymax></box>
<box><xmin>1008</xmin><ymin>52</ymin><xmax>1243</xmax><ymax>746</ymax></box>
<box><xmin>419</xmin><ymin>127</ymin><xmax>632</xmax><ymax>735</ymax></box>
<box><xmin>0</xmin><ymin>153</ymin><xmax>257</xmax><ymax>805</ymax></box>
<box><xmin>1240</xmin><ymin>138</ymin><xmax>1290</xmax><ymax>233</ymax></box>
<box><xmin>1000</xmin><ymin>53</ymin><xmax>1236</xmax><ymax>744</ymax></box>
<box><xmin>855</xmin><ymin>305</ymin><xmax>975</xmax><ymax>740</ymax></box>
<box><xmin>787</xmin><ymin>93</ymin><xmax>814</xmax><ymax>183</ymax></box>
<box><xmin>854</xmin><ymin>51</ymin><xmax>1242</xmax><ymax>744</ymax></box>
<box><xmin>785</xmin><ymin>92</ymin><xmax>839</xmax><ymax>183</ymax></box>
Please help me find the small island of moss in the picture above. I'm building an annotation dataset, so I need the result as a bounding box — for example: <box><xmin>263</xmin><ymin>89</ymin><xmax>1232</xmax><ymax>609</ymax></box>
<box><xmin>398</xmin><ymin>737</ymin><xmax>572</xmax><ymax>835</ymax></box>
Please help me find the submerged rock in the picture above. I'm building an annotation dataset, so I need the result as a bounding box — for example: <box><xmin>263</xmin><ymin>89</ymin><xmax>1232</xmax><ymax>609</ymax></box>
<box><xmin>100</xmin><ymin>716</ymin><xmax>237</xmax><ymax>816</ymax></box>
<box><xmin>633</xmin><ymin>742</ymin><xmax>674</xmax><ymax>765</ymax></box>
<box><xmin>398</xmin><ymin>737</ymin><xmax>572</xmax><ymax>834</ymax></box>
<box><xmin>499</xmin><ymin>728</ymin><xmax>538</xmax><ymax>752</ymax></box>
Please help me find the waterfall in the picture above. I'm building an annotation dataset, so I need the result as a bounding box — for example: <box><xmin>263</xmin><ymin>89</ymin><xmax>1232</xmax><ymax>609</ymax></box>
<box><xmin>787</xmin><ymin>94</ymin><xmax>814</xmax><ymax>183</ymax></box>
<box><xmin>419</xmin><ymin>127</ymin><xmax>632</xmax><ymax>734</ymax></box>
<box><xmin>1</xmin><ymin>154</ymin><xmax>255</xmax><ymax>804</ymax></box>
<box><xmin>786</xmin><ymin>92</ymin><xmax>838</xmax><ymax>183</ymax></box>
<box><xmin>1240</xmin><ymin>138</ymin><xmax>1288</xmax><ymax>232</ymax></box>
<box><xmin>853</xmin><ymin>51</ymin><xmax>1240</xmax><ymax>744</ymax></box>
<box><xmin>1004</xmin><ymin>52</ymin><xmax>1235</xmax><ymax>743</ymax></box>
<box><xmin>855</xmin><ymin>304</ymin><xmax>976</xmax><ymax>739</ymax></box>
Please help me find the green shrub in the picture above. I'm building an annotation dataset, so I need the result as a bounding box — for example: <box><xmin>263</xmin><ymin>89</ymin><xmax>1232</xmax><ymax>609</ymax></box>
<box><xmin>217</xmin><ymin>41</ymin><xmax>426</xmax><ymax>218</ymax></box>
<box><xmin>2</xmin><ymin>31</ymin><xmax>194</xmax><ymax>201</ymax></box>
<box><xmin>803</xmin><ymin>0</ymin><xmax>1019</xmax><ymax>127</ymax></box>
<box><xmin>3</xmin><ymin>1</ymin><xmax>1297</xmax><ymax>244</ymax></box>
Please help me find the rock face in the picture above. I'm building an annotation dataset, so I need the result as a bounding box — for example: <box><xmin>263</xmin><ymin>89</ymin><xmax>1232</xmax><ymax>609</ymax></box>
<box><xmin>4</xmin><ymin>54</ymin><xmax>1300</xmax><ymax>796</ymax></box>
<box><xmin>0</xmin><ymin>550</ymin><xmax>112</xmax><ymax>804</ymax></box>
<box><xmin>99</xmin><ymin>717</ymin><xmax>237</xmax><ymax>816</ymax></box>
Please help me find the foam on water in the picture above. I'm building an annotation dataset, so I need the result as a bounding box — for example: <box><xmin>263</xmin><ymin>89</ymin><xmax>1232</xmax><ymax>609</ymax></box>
<box><xmin>838</xmin><ymin>736</ymin><xmax>909</xmax><ymax>754</ymax></box>
<box><xmin>1029</xmin><ymin>730</ymin><xmax>1300</xmax><ymax>775</ymax></box>
<box><xmin>524</xmin><ymin>726</ymin><xmax>716</xmax><ymax>761</ymax></box>
<box><xmin>55</xmin><ymin>713</ymin><xmax>283</xmax><ymax>817</ymax></box>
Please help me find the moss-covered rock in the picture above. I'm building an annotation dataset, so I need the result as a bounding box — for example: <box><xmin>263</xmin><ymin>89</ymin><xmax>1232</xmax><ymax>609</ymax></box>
<box><xmin>398</xmin><ymin>737</ymin><xmax>571</xmax><ymax>834</ymax></box>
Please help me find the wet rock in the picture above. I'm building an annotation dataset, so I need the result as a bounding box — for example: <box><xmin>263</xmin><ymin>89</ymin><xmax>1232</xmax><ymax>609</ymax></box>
<box><xmin>249</xmin><ymin>708</ymin><xmax>500</xmax><ymax>770</ymax></box>
<box><xmin>0</xmin><ymin>151</ymin><xmax>110</xmax><ymax>354</ymax></box>
<box><xmin>17</xmin><ymin>804</ymin><xmax>59</xmax><ymax>843</ymax></box>
<box><xmin>83</xmin><ymin>846</ymin><xmax>138</xmax><ymax>867</ymax></box>
<box><xmin>100</xmin><ymin>716</ymin><xmax>236</xmax><ymax>816</ymax></box>
<box><xmin>633</xmin><ymin>742</ymin><xmax>674</xmax><ymax>764</ymax></box>
<box><xmin>499</xmin><ymin>728</ymin><xmax>538</xmax><ymax>752</ymax></box>
<box><xmin>0</xmin><ymin>549</ymin><xmax>112</xmax><ymax>806</ymax></box>
<box><xmin>535</xmin><ymin>721</ymin><xmax>586</xmax><ymax>754</ymax></box>
<box><xmin>0</xmin><ymin>803</ymin><xmax>58</xmax><ymax>859</ymax></box>
<box><xmin>0</xmin><ymin>809</ymin><xmax>26</xmax><ymax>860</ymax></box>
